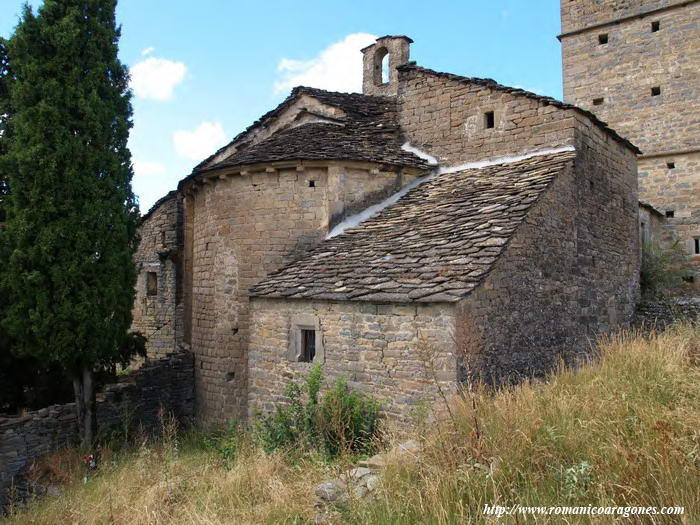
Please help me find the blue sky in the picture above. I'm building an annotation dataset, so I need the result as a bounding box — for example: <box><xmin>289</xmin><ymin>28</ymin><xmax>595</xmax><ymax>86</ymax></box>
<box><xmin>0</xmin><ymin>0</ymin><xmax>563</xmax><ymax>211</ymax></box>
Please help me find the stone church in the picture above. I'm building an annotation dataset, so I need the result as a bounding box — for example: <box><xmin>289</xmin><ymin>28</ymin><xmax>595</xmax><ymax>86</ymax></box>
<box><xmin>132</xmin><ymin>0</ymin><xmax>698</xmax><ymax>425</ymax></box>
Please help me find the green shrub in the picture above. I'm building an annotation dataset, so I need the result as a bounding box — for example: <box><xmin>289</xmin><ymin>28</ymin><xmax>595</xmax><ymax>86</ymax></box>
<box><xmin>640</xmin><ymin>240</ymin><xmax>691</xmax><ymax>299</ymax></box>
<box><xmin>256</xmin><ymin>365</ymin><xmax>381</xmax><ymax>457</ymax></box>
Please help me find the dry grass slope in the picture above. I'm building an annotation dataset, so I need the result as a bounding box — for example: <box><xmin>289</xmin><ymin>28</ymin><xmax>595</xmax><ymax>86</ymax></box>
<box><xmin>4</xmin><ymin>323</ymin><xmax>699</xmax><ymax>524</ymax></box>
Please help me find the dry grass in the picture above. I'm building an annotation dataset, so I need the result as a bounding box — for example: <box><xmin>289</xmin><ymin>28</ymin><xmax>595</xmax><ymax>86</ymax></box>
<box><xmin>4</xmin><ymin>323</ymin><xmax>699</xmax><ymax>524</ymax></box>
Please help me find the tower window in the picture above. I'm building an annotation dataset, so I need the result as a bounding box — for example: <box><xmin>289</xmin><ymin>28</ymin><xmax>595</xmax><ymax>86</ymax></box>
<box><xmin>308</xmin><ymin>180</ymin><xmax>316</xmax><ymax>187</ymax></box>
<box><xmin>665</xmin><ymin>210</ymin><xmax>675</xmax><ymax>218</ymax></box>
<box><xmin>592</xmin><ymin>97</ymin><xmax>604</xmax><ymax>106</ymax></box>
<box><xmin>484</xmin><ymin>111</ymin><xmax>495</xmax><ymax>129</ymax></box>
<box><xmin>381</xmin><ymin>51</ymin><xmax>390</xmax><ymax>84</ymax></box>
<box><xmin>651</xmin><ymin>21</ymin><xmax>660</xmax><ymax>32</ymax></box>
<box><xmin>694</xmin><ymin>238</ymin><xmax>700</xmax><ymax>255</ymax></box>
<box><xmin>373</xmin><ymin>47</ymin><xmax>390</xmax><ymax>86</ymax></box>
<box><xmin>146</xmin><ymin>272</ymin><xmax>158</xmax><ymax>296</ymax></box>
<box><xmin>651</xmin><ymin>86</ymin><xmax>661</xmax><ymax>96</ymax></box>
<box><xmin>667</xmin><ymin>161</ymin><xmax>675</xmax><ymax>169</ymax></box>
<box><xmin>598</xmin><ymin>33</ymin><xmax>608</xmax><ymax>45</ymax></box>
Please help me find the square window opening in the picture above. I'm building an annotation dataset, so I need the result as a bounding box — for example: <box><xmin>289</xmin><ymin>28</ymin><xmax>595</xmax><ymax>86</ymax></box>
<box><xmin>484</xmin><ymin>111</ymin><xmax>495</xmax><ymax>129</ymax></box>
<box><xmin>146</xmin><ymin>272</ymin><xmax>158</xmax><ymax>296</ymax></box>
<box><xmin>308</xmin><ymin>180</ymin><xmax>316</xmax><ymax>188</ymax></box>
<box><xmin>300</xmin><ymin>328</ymin><xmax>316</xmax><ymax>362</ymax></box>
<box><xmin>592</xmin><ymin>97</ymin><xmax>604</xmax><ymax>106</ymax></box>
<box><xmin>651</xmin><ymin>86</ymin><xmax>661</xmax><ymax>96</ymax></box>
<box><xmin>666</xmin><ymin>161</ymin><xmax>675</xmax><ymax>169</ymax></box>
<box><xmin>598</xmin><ymin>33</ymin><xmax>608</xmax><ymax>44</ymax></box>
<box><xmin>651</xmin><ymin>21</ymin><xmax>660</xmax><ymax>32</ymax></box>
<box><xmin>665</xmin><ymin>210</ymin><xmax>675</xmax><ymax>218</ymax></box>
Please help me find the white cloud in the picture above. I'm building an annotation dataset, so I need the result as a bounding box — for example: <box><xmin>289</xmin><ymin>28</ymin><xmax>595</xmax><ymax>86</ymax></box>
<box><xmin>274</xmin><ymin>33</ymin><xmax>377</xmax><ymax>94</ymax></box>
<box><xmin>173</xmin><ymin>121</ymin><xmax>228</xmax><ymax>161</ymax></box>
<box><xmin>141</xmin><ymin>47</ymin><xmax>155</xmax><ymax>56</ymax></box>
<box><xmin>132</xmin><ymin>159</ymin><xmax>165</xmax><ymax>176</ymax></box>
<box><xmin>130</xmin><ymin>57</ymin><xmax>187</xmax><ymax>101</ymax></box>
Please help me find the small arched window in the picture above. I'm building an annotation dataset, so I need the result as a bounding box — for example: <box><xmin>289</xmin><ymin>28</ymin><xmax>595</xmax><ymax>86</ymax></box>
<box><xmin>381</xmin><ymin>52</ymin><xmax>390</xmax><ymax>84</ymax></box>
<box><xmin>373</xmin><ymin>47</ymin><xmax>390</xmax><ymax>86</ymax></box>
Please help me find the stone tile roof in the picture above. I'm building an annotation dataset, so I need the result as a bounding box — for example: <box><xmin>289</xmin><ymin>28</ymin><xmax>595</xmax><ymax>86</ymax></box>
<box><xmin>397</xmin><ymin>64</ymin><xmax>641</xmax><ymax>155</ymax></box>
<box><xmin>193</xmin><ymin>87</ymin><xmax>420</xmax><ymax>170</ymax></box>
<box><xmin>199</xmin><ymin>121</ymin><xmax>430</xmax><ymax>172</ymax></box>
<box><xmin>250</xmin><ymin>150</ymin><xmax>576</xmax><ymax>303</ymax></box>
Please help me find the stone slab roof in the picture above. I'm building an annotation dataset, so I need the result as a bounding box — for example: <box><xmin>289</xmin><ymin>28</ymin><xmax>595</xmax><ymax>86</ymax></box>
<box><xmin>250</xmin><ymin>150</ymin><xmax>576</xmax><ymax>303</ymax></box>
<box><xmin>397</xmin><ymin>64</ymin><xmax>641</xmax><ymax>155</ymax></box>
<box><xmin>193</xmin><ymin>86</ymin><xmax>424</xmax><ymax>173</ymax></box>
<box><xmin>199</xmin><ymin>121</ymin><xmax>429</xmax><ymax>172</ymax></box>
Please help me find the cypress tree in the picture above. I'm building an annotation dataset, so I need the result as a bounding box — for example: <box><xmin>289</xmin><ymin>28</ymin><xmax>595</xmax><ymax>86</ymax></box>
<box><xmin>1</xmin><ymin>0</ymin><xmax>139</xmax><ymax>445</ymax></box>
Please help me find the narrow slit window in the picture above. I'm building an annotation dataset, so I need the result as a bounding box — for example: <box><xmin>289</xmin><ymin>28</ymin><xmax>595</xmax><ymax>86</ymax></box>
<box><xmin>666</xmin><ymin>161</ymin><xmax>675</xmax><ymax>169</ymax></box>
<box><xmin>598</xmin><ymin>33</ymin><xmax>608</xmax><ymax>44</ymax></box>
<box><xmin>651</xmin><ymin>21</ymin><xmax>660</xmax><ymax>32</ymax></box>
<box><xmin>694</xmin><ymin>238</ymin><xmax>700</xmax><ymax>255</ymax></box>
<box><xmin>665</xmin><ymin>210</ymin><xmax>675</xmax><ymax>218</ymax></box>
<box><xmin>300</xmin><ymin>329</ymin><xmax>316</xmax><ymax>362</ymax></box>
<box><xmin>484</xmin><ymin>111</ymin><xmax>495</xmax><ymax>129</ymax></box>
<box><xmin>651</xmin><ymin>86</ymin><xmax>661</xmax><ymax>96</ymax></box>
<box><xmin>592</xmin><ymin>97</ymin><xmax>604</xmax><ymax>106</ymax></box>
<box><xmin>146</xmin><ymin>272</ymin><xmax>158</xmax><ymax>296</ymax></box>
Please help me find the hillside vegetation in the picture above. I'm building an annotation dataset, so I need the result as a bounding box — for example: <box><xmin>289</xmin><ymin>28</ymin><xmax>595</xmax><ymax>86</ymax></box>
<box><xmin>4</xmin><ymin>323</ymin><xmax>699</xmax><ymax>524</ymax></box>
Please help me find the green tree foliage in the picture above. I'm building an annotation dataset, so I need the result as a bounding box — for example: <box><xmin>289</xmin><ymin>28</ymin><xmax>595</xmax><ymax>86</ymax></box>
<box><xmin>0</xmin><ymin>0</ymin><xmax>140</xmax><ymax>444</ymax></box>
<box><xmin>640</xmin><ymin>240</ymin><xmax>692</xmax><ymax>299</ymax></box>
<box><xmin>0</xmin><ymin>37</ymin><xmax>10</xmax><ymax>220</ymax></box>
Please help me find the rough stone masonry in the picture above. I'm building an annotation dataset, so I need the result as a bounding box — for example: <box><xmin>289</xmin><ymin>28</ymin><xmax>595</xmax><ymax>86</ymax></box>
<box><xmin>129</xmin><ymin>2</ymin><xmax>697</xmax><ymax>426</ymax></box>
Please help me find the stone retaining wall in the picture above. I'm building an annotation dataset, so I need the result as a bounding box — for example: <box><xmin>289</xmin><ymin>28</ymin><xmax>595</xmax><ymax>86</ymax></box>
<box><xmin>0</xmin><ymin>351</ymin><xmax>194</xmax><ymax>509</ymax></box>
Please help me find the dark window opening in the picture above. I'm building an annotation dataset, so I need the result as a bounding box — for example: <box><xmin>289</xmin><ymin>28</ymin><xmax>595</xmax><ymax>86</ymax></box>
<box><xmin>695</xmin><ymin>238</ymin><xmax>700</xmax><ymax>255</ymax></box>
<box><xmin>592</xmin><ymin>97</ymin><xmax>604</xmax><ymax>106</ymax></box>
<box><xmin>484</xmin><ymin>111</ymin><xmax>495</xmax><ymax>129</ymax></box>
<box><xmin>225</xmin><ymin>372</ymin><xmax>235</xmax><ymax>382</ymax></box>
<box><xmin>651</xmin><ymin>86</ymin><xmax>661</xmax><ymax>96</ymax></box>
<box><xmin>666</xmin><ymin>161</ymin><xmax>675</xmax><ymax>169</ymax></box>
<box><xmin>651</xmin><ymin>21</ymin><xmax>660</xmax><ymax>32</ymax></box>
<box><xmin>146</xmin><ymin>272</ymin><xmax>158</xmax><ymax>296</ymax></box>
<box><xmin>309</xmin><ymin>180</ymin><xmax>316</xmax><ymax>188</ymax></box>
<box><xmin>683</xmin><ymin>275</ymin><xmax>695</xmax><ymax>283</ymax></box>
<box><xmin>665</xmin><ymin>210</ymin><xmax>675</xmax><ymax>218</ymax></box>
<box><xmin>598</xmin><ymin>33</ymin><xmax>608</xmax><ymax>44</ymax></box>
<box><xmin>300</xmin><ymin>329</ymin><xmax>316</xmax><ymax>362</ymax></box>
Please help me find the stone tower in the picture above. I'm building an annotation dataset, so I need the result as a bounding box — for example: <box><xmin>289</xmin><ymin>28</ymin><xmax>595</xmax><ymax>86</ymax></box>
<box><xmin>361</xmin><ymin>35</ymin><xmax>412</xmax><ymax>96</ymax></box>
<box><xmin>559</xmin><ymin>0</ymin><xmax>700</xmax><ymax>281</ymax></box>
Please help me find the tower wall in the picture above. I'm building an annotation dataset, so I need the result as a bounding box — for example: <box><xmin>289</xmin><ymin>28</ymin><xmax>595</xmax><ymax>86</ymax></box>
<box><xmin>560</xmin><ymin>0</ymin><xmax>700</xmax><ymax>281</ymax></box>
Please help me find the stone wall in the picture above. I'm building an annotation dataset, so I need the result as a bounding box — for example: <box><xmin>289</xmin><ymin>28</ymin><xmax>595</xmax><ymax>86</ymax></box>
<box><xmin>396</xmin><ymin>66</ymin><xmax>577</xmax><ymax>166</ymax></box>
<box><xmin>638</xmin><ymin>154</ymin><xmax>700</xmax><ymax>282</ymax></box>
<box><xmin>183</xmin><ymin>161</ymin><xmax>422</xmax><ymax>425</ymax></box>
<box><xmin>458</xmin><ymin>127</ymin><xmax>639</xmax><ymax>382</ymax></box>
<box><xmin>561</xmin><ymin>0</ymin><xmax>680</xmax><ymax>34</ymax></box>
<box><xmin>0</xmin><ymin>351</ymin><xmax>193</xmax><ymax>508</ymax></box>
<box><xmin>248</xmin><ymin>299</ymin><xmax>457</xmax><ymax>422</ymax></box>
<box><xmin>561</xmin><ymin>1</ymin><xmax>699</xmax><ymax>154</ymax></box>
<box><xmin>560</xmin><ymin>0</ymin><xmax>699</xmax><ymax>281</ymax></box>
<box><xmin>132</xmin><ymin>192</ymin><xmax>183</xmax><ymax>360</ymax></box>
